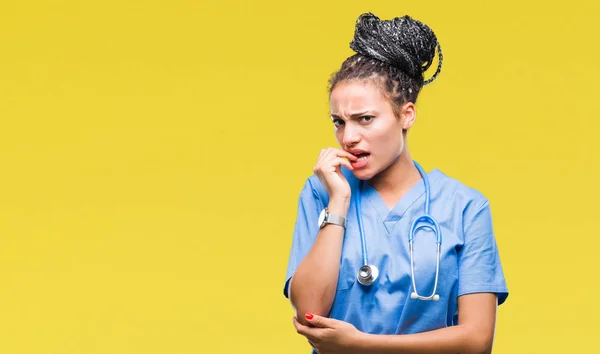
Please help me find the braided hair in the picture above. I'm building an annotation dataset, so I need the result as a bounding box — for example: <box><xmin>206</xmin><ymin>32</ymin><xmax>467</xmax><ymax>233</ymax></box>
<box><xmin>329</xmin><ymin>13</ymin><xmax>443</xmax><ymax>112</ymax></box>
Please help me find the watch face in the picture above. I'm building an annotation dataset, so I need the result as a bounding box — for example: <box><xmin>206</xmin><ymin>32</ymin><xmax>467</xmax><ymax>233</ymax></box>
<box><xmin>318</xmin><ymin>209</ymin><xmax>326</xmax><ymax>227</ymax></box>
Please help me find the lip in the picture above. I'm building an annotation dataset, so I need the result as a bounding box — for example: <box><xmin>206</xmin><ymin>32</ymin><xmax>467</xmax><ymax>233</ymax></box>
<box><xmin>347</xmin><ymin>149</ymin><xmax>370</xmax><ymax>155</ymax></box>
<box><xmin>350</xmin><ymin>154</ymin><xmax>369</xmax><ymax>169</ymax></box>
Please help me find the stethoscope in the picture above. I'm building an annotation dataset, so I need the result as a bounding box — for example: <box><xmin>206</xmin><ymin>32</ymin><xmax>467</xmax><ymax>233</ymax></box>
<box><xmin>355</xmin><ymin>161</ymin><xmax>442</xmax><ymax>301</ymax></box>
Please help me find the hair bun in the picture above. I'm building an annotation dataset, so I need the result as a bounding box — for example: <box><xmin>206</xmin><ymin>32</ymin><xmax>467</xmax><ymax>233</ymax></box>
<box><xmin>349</xmin><ymin>12</ymin><xmax>443</xmax><ymax>85</ymax></box>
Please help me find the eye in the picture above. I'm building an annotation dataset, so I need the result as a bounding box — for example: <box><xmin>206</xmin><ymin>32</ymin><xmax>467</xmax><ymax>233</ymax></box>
<box><xmin>332</xmin><ymin>118</ymin><xmax>344</xmax><ymax>127</ymax></box>
<box><xmin>360</xmin><ymin>115</ymin><xmax>374</xmax><ymax>123</ymax></box>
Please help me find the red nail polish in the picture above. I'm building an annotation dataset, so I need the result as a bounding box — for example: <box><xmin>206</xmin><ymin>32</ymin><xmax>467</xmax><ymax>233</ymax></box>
<box><xmin>305</xmin><ymin>313</ymin><xmax>314</xmax><ymax>320</ymax></box>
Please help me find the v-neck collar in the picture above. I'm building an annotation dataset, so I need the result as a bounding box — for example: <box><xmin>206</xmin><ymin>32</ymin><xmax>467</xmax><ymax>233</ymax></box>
<box><xmin>361</xmin><ymin>168</ymin><xmax>443</xmax><ymax>234</ymax></box>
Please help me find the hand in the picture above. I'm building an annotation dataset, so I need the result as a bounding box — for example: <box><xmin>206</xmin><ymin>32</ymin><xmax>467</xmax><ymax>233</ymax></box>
<box><xmin>293</xmin><ymin>313</ymin><xmax>364</xmax><ymax>354</ymax></box>
<box><xmin>313</xmin><ymin>148</ymin><xmax>357</xmax><ymax>204</ymax></box>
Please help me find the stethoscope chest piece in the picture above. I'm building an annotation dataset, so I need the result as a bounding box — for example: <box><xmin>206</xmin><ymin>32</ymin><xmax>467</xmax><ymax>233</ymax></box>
<box><xmin>357</xmin><ymin>264</ymin><xmax>379</xmax><ymax>286</ymax></box>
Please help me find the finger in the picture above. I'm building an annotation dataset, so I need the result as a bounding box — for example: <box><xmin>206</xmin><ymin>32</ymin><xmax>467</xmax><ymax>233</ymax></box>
<box><xmin>320</xmin><ymin>148</ymin><xmax>337</xmax><ymax>163</ymax></box>
<box><xmin>316</xmin><ymin>148</ymin><xmax>356</xmax><ymax>172</ymax></box>
<box><xmin>336</xmin><ymin>157</ymin><xmax>354</xmax><ymax>171</ymax></box>
<box><xmin>292</xmin><ymin>317</ymin><xmax>319</xmax><ymax>341</ymax></box>
<box><xmin>322</xmin><ymin>147</ymin><xmax>357</xmax><ymax>162</ymax></box>
<box><xmin>327</xmin><ymin>157</ymin><xmax>352</xmax><ymax>173</ymax></box>
<box><xmin>332</xmin><ymin>148</ymin><xmax>359</xmax><ymax>161</ymax></box>
<box><xmin>318</xmin><ymin>148</ymin><xmax>326</xmax><ymax>160</ymax></box>
<box><xmin>315</xmin><ymin>149</ymin><xmax>333</xmax><ymax>173</ymax></box>
<box><xmin>304</xmin><ymin>313</ymin><xmax>336</xmax><ymax>329</ymax></box>
<box><xmin>314</xmin><ymin>150</ymin><xmax>325</xmax><ymax>170</ymax></box>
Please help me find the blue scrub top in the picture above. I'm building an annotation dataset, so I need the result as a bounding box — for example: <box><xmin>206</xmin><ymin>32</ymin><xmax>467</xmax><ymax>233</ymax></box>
<box><xmin>283</xmin><ymin>166</ymin><xmax>509</xmax><ymax>336</ymax></box>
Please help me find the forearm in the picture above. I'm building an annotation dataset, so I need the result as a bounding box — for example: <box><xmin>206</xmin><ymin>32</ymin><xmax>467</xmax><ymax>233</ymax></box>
<box><xmin>356</xmin><ymin>324</ymin><xmax>492</xmax><ymax>354</ymax></box>
<box><xmin>290</xmin><ymin>199</ymin><xmax>348</xmax><ymax>325</ymax></box>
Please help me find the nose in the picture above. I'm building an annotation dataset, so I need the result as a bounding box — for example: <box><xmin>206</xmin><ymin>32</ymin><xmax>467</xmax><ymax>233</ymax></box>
<box><xmin>342</xmin><ymin>123</ymin><xmax>361</xmax><ymax>147</ymax></box>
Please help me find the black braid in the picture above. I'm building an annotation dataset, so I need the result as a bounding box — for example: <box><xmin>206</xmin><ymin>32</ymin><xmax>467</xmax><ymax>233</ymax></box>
<box><xmin>328</xmin><ymin>13</ymin><xmax>443</xmax><ymax>110</ymax></box>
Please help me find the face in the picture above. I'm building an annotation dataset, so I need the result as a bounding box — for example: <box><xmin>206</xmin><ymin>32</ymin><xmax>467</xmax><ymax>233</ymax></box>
<box><xmin>329</xmin><ymin>80</ymin><xmax>415</xmax><ymax>180</ymax></box>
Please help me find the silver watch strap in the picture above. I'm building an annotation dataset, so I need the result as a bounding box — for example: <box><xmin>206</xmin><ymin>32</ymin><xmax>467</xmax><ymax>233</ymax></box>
<box><xmin>326</xmin><ymin>212</ymin><xmax>346</xmax><ymax>228</ymax></box>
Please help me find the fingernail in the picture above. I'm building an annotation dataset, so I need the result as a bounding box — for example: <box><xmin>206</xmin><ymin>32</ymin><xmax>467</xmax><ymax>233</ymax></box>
<box><xmin>305</xmin><ymin>313</ymin><xmax>314</xmax><ymax>320</ymax></box>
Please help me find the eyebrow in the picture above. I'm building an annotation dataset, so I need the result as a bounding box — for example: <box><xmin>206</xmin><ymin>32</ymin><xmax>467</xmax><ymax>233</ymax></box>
<box><xmin>330</xmin><ymin>111</ymin><xmax>376</xmax><ymax>120</ymax></box>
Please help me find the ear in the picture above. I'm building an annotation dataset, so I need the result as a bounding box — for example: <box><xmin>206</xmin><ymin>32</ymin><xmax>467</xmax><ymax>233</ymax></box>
<box><xmin>400</xmin><ymin>102</ymin><xmax>416</xmax><ymax>129</ymax></box>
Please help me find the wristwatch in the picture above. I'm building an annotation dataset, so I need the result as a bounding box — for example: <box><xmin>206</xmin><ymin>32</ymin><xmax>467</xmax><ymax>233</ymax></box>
<box><xmin>318</xmin><ymin>207</ymin><xmax>346</xmax><ymax>229</ymax></box>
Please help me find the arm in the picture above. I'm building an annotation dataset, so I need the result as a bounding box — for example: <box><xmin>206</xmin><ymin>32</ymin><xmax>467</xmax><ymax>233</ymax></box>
<box><xmin>294</xmin><ymin>293</ymin><xmax>498</xmax><ymax>354</ymax></box>
<box><xmin>356</xmin><ymin>293</ymin><xmax>498</xmax><ymax>354</ymax></box>
<box><xmin>290</xmin><ymin>198</ymin><xmax>349</xmax><ymax>326</ymax></box>
<box><xmin>286</xmin><ymin>148</ymin><xmax>358</xmax><ymax>326</ymax></box>
<box><xmin>294</xmin><ymin>198</ymin><xmax>508</xmax><ymax>353</ymax></box>
<box><xmin>354</xmin><ymin>199</ymin><xmax>507</xmax><ymax>353</ymax></box>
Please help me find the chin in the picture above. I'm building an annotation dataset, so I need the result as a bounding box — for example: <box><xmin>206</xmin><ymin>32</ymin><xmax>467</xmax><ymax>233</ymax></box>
<box><xmin>352</xmin><ymin>167</ymin><xmax>376</xmax><ymax>181</ymax></box>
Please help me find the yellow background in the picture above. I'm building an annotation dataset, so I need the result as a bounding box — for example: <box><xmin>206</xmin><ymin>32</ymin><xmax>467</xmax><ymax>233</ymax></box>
<box><xmin>1</xmin><ymin>0</ymin><xmax>598</xmax><ymax>353</ymax></box>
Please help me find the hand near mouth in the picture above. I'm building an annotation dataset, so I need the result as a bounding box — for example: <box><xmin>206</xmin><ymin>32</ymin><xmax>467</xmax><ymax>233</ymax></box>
<box><xmin>313</xmin><ymin>148</ymin><xmax>358</xmax><ymax>207</ymax></box>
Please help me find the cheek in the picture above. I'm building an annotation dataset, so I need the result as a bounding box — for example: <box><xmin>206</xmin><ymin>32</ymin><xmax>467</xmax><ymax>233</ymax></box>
<box><xmin>371</xmin><ymin>126</ymin><xmax>401</xmax><ymax>154</ymax></box>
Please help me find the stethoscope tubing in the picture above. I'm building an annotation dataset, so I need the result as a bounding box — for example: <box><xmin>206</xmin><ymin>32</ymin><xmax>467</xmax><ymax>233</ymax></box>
<box><xmin>354</xmin><ymin>161</ymin><xmax>441</xmax><ymax>300</ymax></box>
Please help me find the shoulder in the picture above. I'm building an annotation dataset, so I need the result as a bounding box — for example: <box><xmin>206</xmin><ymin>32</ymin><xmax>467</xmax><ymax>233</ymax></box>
<box><xmin>430</xmin><ymin>168</ymin><xmax>496</xmax><ymax>237</ymax></box>
<box><xmin>431</xmin><ymin>168</ymin><xmax>490</xmax><ymax>216</ymax></box>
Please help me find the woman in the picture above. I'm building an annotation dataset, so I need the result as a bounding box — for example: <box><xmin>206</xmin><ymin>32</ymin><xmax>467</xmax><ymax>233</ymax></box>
<box><xmin>283</xmin><ymin>13</ymin><xmax>509</xmax><ymax>354</ymax></box>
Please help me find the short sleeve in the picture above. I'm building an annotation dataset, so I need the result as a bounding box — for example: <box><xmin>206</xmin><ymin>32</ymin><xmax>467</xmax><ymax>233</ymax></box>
<box><xmin>282</xmin><ymin>178</ymin><xmax>324</xmax><ymax>299</ymax></box>
<box><xmin>458</xmin><ymin>200</ymin><xmax>509</xmax><ymax>305</ymax></box>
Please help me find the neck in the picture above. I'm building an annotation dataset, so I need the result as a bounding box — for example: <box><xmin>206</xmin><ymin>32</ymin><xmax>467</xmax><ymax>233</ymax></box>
<box><xmin>368</xmin><ymin>148</ymin><xmax>421</xmax><ymax>197</ymax></box>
